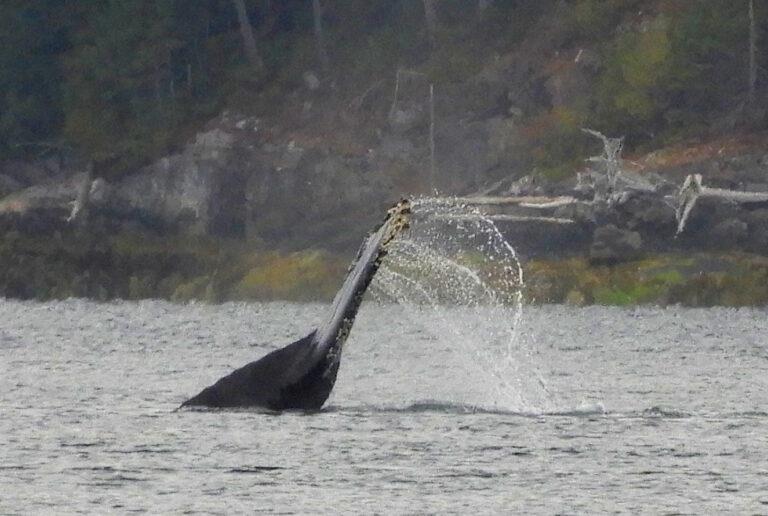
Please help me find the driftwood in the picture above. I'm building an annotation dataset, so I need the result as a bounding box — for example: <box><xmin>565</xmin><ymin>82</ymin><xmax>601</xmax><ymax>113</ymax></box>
<box><xmin>456</xmin><ymin>195</ymin><xmax>578</xmax><ymax>206</ymax></box>
<box><xmin>440</xmin><ymin>196</ymin><xmax>578</xmax><ymax>225</ymax></box>
<box><xmin>675</xmin><ymin>173</ymin><xmax>768</xmax><ymax>234</ymax></box>
<box><xmin>428</xmin><ymin>213</ymin><xmax>575</xmax><ymax>224</ymax></box>
<box><xmin>519</xmin><ymin>198</ymin><xmax>587</xmax><ymax>210</ymax></box>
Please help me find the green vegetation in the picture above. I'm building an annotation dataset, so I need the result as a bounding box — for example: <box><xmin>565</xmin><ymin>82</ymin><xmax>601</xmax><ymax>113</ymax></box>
<box><xmin>525</xmin><ymin>107</ymin><xmax>591</xmax><ymax>181</ymax></box>
<box><xmin>585</xmin><ymin>2</ymin><xmax>747</xmax><ymax>145</ymax></box>
<box><xmin>233</xmin><ymin>251</ymin><xmax>346</xmax><ymax>301</ymax></box>
<box><xmin>2</xmin><ymin>1</ymin><xmax>765</xmax><ymax>177</ymax></box>
<box><xmin>0</xmin><ymin>230</ymin><xmax>346</xmax><ymax>302</ymax></box>
<box><xmin>525</xmin><ymin>253</ymin><xmax>768</xmax><ymax>307</ymax></box>
<box><xmin>531</xmin><ymin>0</ymin><xmax>766</xmax><ymax>169</ymax></box>
<box><xmin>3</xmin><ymin>228</ymin><xmax>766</xmax><ymax>307</ymax></box>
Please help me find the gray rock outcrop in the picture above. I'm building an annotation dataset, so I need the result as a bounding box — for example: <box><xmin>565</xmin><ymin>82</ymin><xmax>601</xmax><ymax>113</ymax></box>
<box><xmin>710</xmin><ymin>218</ymin><xmax>749</xmax><ymax>249</ymax></box>
<box><xmin>115</xmin><ymin>127</ymin><xmax>243</xmax><ymax>235</ymax></box>
<box><xmin>590</xmin><ymin>224</ymin><xmax>643</xmax><ymax>263</ymax></box>
<box><xmin>246</xmin><ymin>148</ymin><xmax>395</xmax><ymax>249</ymax></box>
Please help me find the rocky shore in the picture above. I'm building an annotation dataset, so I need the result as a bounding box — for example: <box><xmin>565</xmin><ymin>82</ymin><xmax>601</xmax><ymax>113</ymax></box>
<box><xmin>3</xmin><ymin>114</ymin><xmax>768</xmax><ymax>307</ymax></box>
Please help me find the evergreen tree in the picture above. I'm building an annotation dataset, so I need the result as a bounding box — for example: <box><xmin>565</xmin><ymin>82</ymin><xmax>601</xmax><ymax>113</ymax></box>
<box><xmin>61</xmin><ymin>1</ymin><xmax>181</xmax><ymax>170</ymax></box>
<box><xmin>0</xmin><ymin>0</ymin><xmax>71</xmax><ymax>158</ymax></box>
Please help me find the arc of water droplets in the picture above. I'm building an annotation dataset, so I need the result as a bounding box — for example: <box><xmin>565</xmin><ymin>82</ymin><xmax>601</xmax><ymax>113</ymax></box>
<box><xmin>383</xmin><ymin>239</ymin><xmax>525</xmax><ymax>403</ymax></box>
<box><xmin>469</xmin><ymin>204</ymin><xmax>553</xmax><ymax>405</ymax></box>
<box><xmin>439</xmin><ymin>197</ymin><xmax>550</xmax><ymax>398</ymax></box>
<box><xmin>393</xmin><ymin>239</ymin><xmax>498</xmax><ymax>303</ymax></box>
<box><xmin>410</xmin><ymin>197</ymin><xmax>526</xmax><ymax>360</ymax></box>
<box><xmin>373</xmin><ymin>267</ymin><xmax>524</xmax><ymax>407</ymax></box>
<box><xmin>369</xmin><ymin>196</ymin><xmax>553</xmax><ymax>411</ymax></box>
<box><xmin>376</xmin><ymin>259</ymin><xmax>525</xmax><ymax>408</ymax></box>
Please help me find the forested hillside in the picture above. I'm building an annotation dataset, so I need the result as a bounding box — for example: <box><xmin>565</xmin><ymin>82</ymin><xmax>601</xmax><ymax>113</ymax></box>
<box><xmin>2</xmin><ymin>1</ymin><xmax>767</xmax><ymax>177</ymax></box>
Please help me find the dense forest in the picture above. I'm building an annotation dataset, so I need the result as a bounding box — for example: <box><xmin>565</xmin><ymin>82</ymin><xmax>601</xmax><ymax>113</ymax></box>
<box><xmin>1</xmin><ymin>0</ymin><xmax>767</xmax><ymax>177</ymax></box>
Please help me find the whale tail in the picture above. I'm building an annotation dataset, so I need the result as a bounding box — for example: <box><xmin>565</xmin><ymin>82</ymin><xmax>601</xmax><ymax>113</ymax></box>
<box><xmin>180</xmin><ymin>199</ymin><xmax>411</xmax><ymax>411</ymax></box>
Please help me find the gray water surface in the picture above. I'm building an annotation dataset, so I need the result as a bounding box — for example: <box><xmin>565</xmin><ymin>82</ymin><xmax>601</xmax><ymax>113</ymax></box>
<box><xmin>1</xmin><ymin>300</ymin><xmax>767</xmax><ymax>514</ymax></box>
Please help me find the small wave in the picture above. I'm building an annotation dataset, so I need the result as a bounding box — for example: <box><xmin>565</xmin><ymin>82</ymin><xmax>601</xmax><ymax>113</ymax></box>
<box><xmin>60</xmin><ymin>441</ymin><xmax>105</xmax><ymax>448</ymax></box>
<box><xmin>79</xmin><ymin>475</ymin><xmax>147</xmax><ymax>487</ymax></box>
<box><xmin>672</xmin><ymin>451</ymin><xmax>704</xmax><ymax>458</ymax></box>
<box><xmin>173</xmin><ymin>401</ymin><xmax>766</xmax><ymax>420</ymax></box>
<box><xmin>633</xmin><ymin>470</ymin><xmax>664</xmax><ymax>476</ymax></box>
<box><xmin>110</xmin><ymin>474</ymin><xmax>148</xmax><ymax>482</ymax></box>
<box><xmin>70</xmin><ymin>465</ymin><xmax>119</xmax><ymax>472</ymax></box>
<box><xmin>327</xmin><ymin>401</ymin><xmax>520</xmax><ymax>416</ymax></box>
<box><xmin>174</xmin><ymin>405</ymin><xmax>282</xmax><ymax>415</ymax></box>
<box><xmin>641</xmin><ymin>406</ymin><xmax>691</xmax><ymax>419</ymax></box>
<box><xmin>109</xmin><ymin>447</ymin><xmax>177</xmax><ymax>454</ymax></box>
<box><xmin>228</xmin><ymin>466</ymin><xmax>285</xmax><ymax>474</ymax></box>
<box><xmin>727</xmin><ymin>410</ymin><xmax>768</xmax><ymax>418</ymax></box>
<box><xmin>615</xmin><ymin>407</ymin><xmax>768</xmax><ymax>420</ymax></box>
<box><xmin>509</xmin><ymin>450</ymin><xmax>533</xmax><ymax>457</ymax></box>
<box><xmin>327</xmin><ymin>400</ymin><xmax>608</xmax><ymax>417</ymax></box>
<box><xmin>548</xmin><ymin>446</ymin><xmax>583</xmax><ymax>455</ymax></box>
<box><xmin>404</xmin><ymin>401</ymin><xmax>495</xmax><ymax>414</ymax></box>
<box><xmin>543</xmin><ymin>402</ymin><xmax>607</xmax><ymax>417</ymax></box>
<box><xmin>438</xmin><ymin>469</ymin><xmax>502</xmax><ymax>479</ymax></box>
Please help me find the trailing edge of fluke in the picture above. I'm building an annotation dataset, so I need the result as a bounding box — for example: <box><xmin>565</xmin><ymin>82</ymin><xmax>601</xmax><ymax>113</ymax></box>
<box><xmin>180</xmin><ymin>199</ymin><xmax>411</xmax><ymax>411</ymax></box>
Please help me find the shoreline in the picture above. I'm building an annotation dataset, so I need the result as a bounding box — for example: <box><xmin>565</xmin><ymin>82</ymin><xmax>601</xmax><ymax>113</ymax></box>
<box><xmin>2</xmin><ymin>230</ymin><xmax>767</xmax><ymax>307</ymax></box>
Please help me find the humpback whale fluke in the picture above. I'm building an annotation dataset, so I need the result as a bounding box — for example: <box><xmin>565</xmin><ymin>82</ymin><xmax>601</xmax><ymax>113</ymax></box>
<box><xmin>180</xmin><ymin>199</ymin><xmax>411</xmax><ymax>411</ymax></box>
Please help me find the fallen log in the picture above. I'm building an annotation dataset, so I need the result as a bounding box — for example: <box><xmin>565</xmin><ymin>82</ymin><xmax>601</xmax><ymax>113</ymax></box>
<box><xmin>675</xmin><ymin>173</ymin><xmax>768</xmax><ymax>234</ymax></box>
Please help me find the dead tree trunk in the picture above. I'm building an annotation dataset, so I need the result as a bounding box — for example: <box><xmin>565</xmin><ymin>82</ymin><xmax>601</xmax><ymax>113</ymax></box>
<box><xmin>312</xmin><ymin>0</ymin><xmax>331</xmax><ymax>76</ymax></box>
<box><xmin>423</xmin><ymin>0</ymin><xmax>438</xmax><ymax>48</ymax></box>
<box><xmin>68</xmin><ymin>162</ymin><xmax>93</xmax><ymax>225</ymax></box>
<box><xmin>429</xmin><ymin>83</ymin><xmax>436</xmax><ymax>192</ymax></box>
<box><xmin>749</xmin><ymin>0</ymin><xmax>758</xmax><ymax>104</ymax></box>
<box><xmin>232</xmin><ymin>0</ymin><xmax>263</xmax><ymax>71</ymax></box>
<box><xmin>582</xmin><ymin>128</ymin><xmax>624</xmax><ymax>202</ymax></box>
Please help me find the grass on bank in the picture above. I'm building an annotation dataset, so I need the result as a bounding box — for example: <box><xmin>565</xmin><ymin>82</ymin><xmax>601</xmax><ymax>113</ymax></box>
<box><xmin>0</xmin><ymin>231</ymin><xmax>347</xmax><ymax>303</ymax></box>
<box><xmin>2</xmin><ymin>229</ymin><xmax>768</xmax><ymax>307</ymax></box>
<box><xmin>524</xmin><ymin>253</ymin><xmax>768</xmax><ymax>307</ymax></box>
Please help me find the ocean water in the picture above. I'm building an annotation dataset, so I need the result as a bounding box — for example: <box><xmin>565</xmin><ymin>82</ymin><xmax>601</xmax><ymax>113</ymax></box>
<box><xmin>1</xmin><ymin>299</ymin><xmax>767</xmax><ymax>514</ymax></box>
